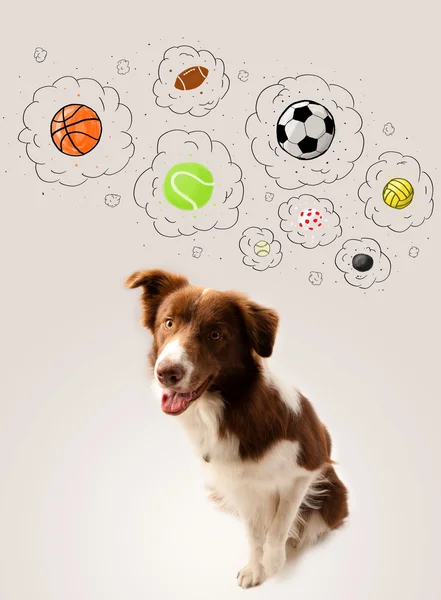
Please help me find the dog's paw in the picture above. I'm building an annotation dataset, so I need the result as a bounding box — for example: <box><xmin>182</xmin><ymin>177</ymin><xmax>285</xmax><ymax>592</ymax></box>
<box><xmin>262</xmin><ymin>541</ymin><xmax>286</xmax><ymax>577</ymax></box>
<box><xmin>237</xmin><ymin>562</ymin><xmax>264</xmax><ymax>588</ymax></box>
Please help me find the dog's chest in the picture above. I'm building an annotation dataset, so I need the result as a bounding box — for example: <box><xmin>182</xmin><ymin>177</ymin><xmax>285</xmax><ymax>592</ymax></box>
<box><xmin>180</xmin><ymin>392</ymin><xmax>228</xmax><ymax>459</ymax></box>
<box><xmin>180</xmin><ymin>393</ymin><xmax>305</xmax><ymax>487</ymax></box>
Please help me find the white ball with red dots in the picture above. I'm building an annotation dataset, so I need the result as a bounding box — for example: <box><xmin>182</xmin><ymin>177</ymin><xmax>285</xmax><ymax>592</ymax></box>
<box><xmin>298</xmin><ymin>208</ymin><xmax>323</xmax><ymax>230</ymax></box>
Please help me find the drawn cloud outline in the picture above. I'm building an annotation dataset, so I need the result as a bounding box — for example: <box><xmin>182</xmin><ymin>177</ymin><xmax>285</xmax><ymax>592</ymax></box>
<box><xmin>335</xmin><ymin>237</ymin><xmax>392</xmax><ymax>289</ymax></box>
<box><xmin>153</xmin><ymin>45</ymin><xmax>230</xmax><ymax>117</ymax></box>
<box><xmin>279</xmin><ymin>194</ymin><xmax>342</xmax><ymax>249</ymax></box>
<box><xmin>239</xmin><ymin>226</ymin><xmax>283</xmax><ymax>271</ymax></box>
<box><xmin>309</xmin><ymin>271</ymin><xmax>323</xmax><ymax>286</ymax></box>
<box><xmin>383</xmin><ymin>122</ymin><xmax>395</xmax><ymax>136</ymax></box>
<box><xmin>358</xmin><ymin>151</ymin><xmax>434</xmax><ymax>233</ymax></box>
<box><xmin>134</xmin><ymin>129</ymin><xmax>243</xmax><ymax>238</ymax></box>
<box><xmin>34</xmin><ymin>47</ymin><xmax>47</xmax><ymax>63</ymax></box>
<box><xmin>117</xmin><ymin>59</ymin><xmax>130</xmax><ymax>75</ymax></box>
<box><xmin>18</xmin><ymin>75</ymin><xmax>135</xmax><ymax>187</ymax></box>
<box><xmin>245</xmin><ymin>74</ymin><xmax>364</xmax><ymax>190</ymax></box>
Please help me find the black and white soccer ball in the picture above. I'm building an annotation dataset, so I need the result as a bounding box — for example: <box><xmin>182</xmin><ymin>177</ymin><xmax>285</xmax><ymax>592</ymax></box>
<box><xmin>276</xmin><ymin>101</ymin><xmax>335</xmax><ymax>160</ymax></box>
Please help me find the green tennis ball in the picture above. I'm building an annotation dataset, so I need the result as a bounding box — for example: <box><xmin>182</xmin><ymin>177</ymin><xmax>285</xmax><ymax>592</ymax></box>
<box><xmin>163</xmin><ymin>162</ymin><xmax>215</xmax><ymax>211</ymax></box>
<box><xmin>254</xmin><ymin>240</ymin><xmax>271</xmax><ymax>257</ymax></box>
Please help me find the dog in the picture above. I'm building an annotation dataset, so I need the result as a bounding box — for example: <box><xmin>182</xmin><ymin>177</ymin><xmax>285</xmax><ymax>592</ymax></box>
<box><xmin>125</xmin><ymin>269</ymin><xmax>348</xmax><ymax>588</ymax></box>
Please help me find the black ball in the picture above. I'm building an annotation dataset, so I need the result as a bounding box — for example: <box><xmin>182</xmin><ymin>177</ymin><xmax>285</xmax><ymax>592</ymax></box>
<box><xmin>352</xmin><ymin>253</ymin><xmax>374</xmax><ymax>272</ymax></box>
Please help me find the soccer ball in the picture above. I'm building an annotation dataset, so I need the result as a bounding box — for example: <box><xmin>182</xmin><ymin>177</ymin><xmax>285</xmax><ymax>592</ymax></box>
<box><xmin>276</xmin><ymin>101</ymin><xmax>335</xmax><ymax>160</ymax></box>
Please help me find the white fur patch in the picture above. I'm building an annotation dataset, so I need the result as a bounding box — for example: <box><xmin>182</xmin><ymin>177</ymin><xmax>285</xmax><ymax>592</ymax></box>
<box><xmin>180</xmin><ymin>391</ymin><xmax>227</xmax><ymax>458</ymax></box>
<box><xmin>262</xmin><ymin>361</ymin><xmax>301</xmax><ymax>415</ymax></box>
<box><xmin>154</xmin><ymin>337</ymin><xmax>194</xmax><ymax>389</ymax></box>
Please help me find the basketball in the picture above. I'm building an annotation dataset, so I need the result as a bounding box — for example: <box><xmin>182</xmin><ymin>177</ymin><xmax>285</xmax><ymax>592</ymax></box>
<box><xmin>254</xmin><ymin>240</ymin><xmax>271</xmax><ymax>257</ymax></box>
<box><xmin>51</xmin><ymin>104</ymin><xmax>102</xmax><ymax>156</ymax></box>
<box><xmin>163</xmin><ymin>162</ymin><xmax>214</xmax><ymax>211</ymax></box>
<box><xmin>174</xmin><ymin>66</ymin><xmax>209</xmax><ymax>91</ymax></box>
<box><xmin>382</xmin><ymin>178</ymin><xmax>414</xmax><ymax>210</ymax></box>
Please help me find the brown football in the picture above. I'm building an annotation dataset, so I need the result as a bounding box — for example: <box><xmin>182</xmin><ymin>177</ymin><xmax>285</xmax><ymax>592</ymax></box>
<box><xmin>174</xmin><ymin>66</ymin><xmax>209</xmax><ymax>91</ymax></box>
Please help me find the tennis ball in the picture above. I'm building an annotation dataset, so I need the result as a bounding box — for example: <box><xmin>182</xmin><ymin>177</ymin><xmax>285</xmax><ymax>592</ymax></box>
<box><xmin>254</xmin><ymin>240</ymin><xmax>271</xmax><ymax>257</ymax></box>
<box><xmin>383</xmin><ymin>178</ymin><xmax>414</xmax><ymax>209</ymax></box>
<box><xmin>163</xmin><ymin>162</ymin><xmax>214</xmax><ymax>211</ymax></box>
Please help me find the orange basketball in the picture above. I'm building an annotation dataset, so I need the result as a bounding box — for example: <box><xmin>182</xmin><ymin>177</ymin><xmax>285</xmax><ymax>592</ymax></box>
<box><xmin>51</xmin><ymin>104</ymin><xmax>102</xmax><ymax>156</ymax></box>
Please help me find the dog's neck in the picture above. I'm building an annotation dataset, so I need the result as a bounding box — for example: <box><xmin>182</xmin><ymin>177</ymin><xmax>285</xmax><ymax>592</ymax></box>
<box><xmin>209</xmin><ymin>354</ymin><xmax>263</xmax><ymax>401</ymax></box>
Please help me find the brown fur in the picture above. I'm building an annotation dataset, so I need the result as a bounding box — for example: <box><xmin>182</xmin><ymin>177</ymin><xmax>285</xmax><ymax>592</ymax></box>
<box><xmin>298</xmin><ymin>465</ymin><xmax>349</xmax><ymax>535</ymax></box>
<box><xmin>318</xmin><ymin>465</ymin><xmax>349</xmax><ymax>529</ymax></box>
<box><xmin>126</xmin><ymin>270</ymin><xmax>280</xmax><ymax>395</ymax></box>
<box><xmin>125</xmin><ymin>269</ymin><xmax>189</xmax><ymax>331</ymax></box>
<box><xmin>125</xmin><ymin>269</ymin><xmax>348</xmax><ymax>527</ymax></box>
<box><xmin>217</xmin><ymin>377</ymin><xmax>332</xmax><ymax>467</ymax></box>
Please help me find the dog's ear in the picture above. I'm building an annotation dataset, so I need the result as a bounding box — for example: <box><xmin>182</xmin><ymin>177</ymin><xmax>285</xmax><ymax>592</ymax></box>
<box><xmin>236</xmin><ymin>297</ymin><xmax>279</xmax><ymax>358</ymax></box>
<box><xmin>125</xmin><ymin>269</ymin><xmax>189</xmax><ymax>332</ymax></box>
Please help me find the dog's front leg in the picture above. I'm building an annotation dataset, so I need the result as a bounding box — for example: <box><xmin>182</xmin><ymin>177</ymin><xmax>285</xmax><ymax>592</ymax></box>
<box><xmin>237</xmin><ymin>515</ymin><xmax>266</xmax><ymax>588</ymax></box>
<box><xmin>236</xmin><ymin>494</ymin><xmax>276</xmax><ymax>588</ymax></box>
<box><xmin>262</xmin><ymin>475</ymin><xmax>314</xmax><ymax>577</ymax></box>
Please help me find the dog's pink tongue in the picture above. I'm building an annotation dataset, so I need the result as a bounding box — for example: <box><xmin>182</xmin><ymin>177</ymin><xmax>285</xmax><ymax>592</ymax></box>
<box><xmin>161</xmin><ymin>390</ymin><xmax>192</xmax><ymax>414</ymax></box>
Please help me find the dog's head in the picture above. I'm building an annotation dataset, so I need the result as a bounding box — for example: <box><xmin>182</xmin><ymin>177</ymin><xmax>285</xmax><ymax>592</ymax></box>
<box><xmin>125</xmin><ymin>269</ymin><xmax>279</xmax><ymax>416</ymax></box>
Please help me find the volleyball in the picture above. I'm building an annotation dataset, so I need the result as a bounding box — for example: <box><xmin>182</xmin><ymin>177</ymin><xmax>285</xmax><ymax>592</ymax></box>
<box><xmin>254</xmin><ymin>240</ymin><xmax>271</xmax><ymax>257</ymax></box>
<box><xmin>51</xmin><ymin>104</ymin><xmax>102</xmax><ymax>156</ymax></box>
<box><xmin>382</xmin><ymin>178</ymin><xmax>414</xmax><ymax>210</ymax></box>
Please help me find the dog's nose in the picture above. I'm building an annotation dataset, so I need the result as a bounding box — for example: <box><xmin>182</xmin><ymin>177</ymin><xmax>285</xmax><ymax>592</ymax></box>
<box><xmin>157</xmin><ymin>364</ymin><xmax>184</xmax><ymax>387</ymax></box>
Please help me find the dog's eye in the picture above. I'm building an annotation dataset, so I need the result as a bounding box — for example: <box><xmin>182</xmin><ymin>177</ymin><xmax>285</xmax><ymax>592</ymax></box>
<box><xmin>210</xmin><ymin>331</ymin><xmax>221</xmax><ymax>341</ymax></box>
<box><xmin>165</xmin><ymin>319</ymin><xmax>173</xmax><ymax>329</ymax></box>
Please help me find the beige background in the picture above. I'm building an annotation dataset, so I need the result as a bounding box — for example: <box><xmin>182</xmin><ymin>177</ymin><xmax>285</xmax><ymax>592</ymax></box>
<box><xmin>1</xmin><ymin>1</ymin><xmax>440</xmax><ymax>598</ymax></box>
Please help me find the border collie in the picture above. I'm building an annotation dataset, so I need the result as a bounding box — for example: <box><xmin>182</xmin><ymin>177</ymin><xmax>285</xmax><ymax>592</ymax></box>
<box><xmin>125</xmin><ymin>269</ymin><xmax>348</xmax><ymax>588</ymax></box>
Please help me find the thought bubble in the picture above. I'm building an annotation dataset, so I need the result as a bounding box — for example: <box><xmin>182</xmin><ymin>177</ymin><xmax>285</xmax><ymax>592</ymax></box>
<box><xmin>192</xmin><ymin>246</ymin><xmax>203</xmax><ymax>258</ymax></box>
<box><xmin>335</xmin><ymin>238</ymin><xmax>391</xmax><ymax>289</ymax></box>
<box><xmin>134</xmin><ymin>129</ymin><xmax>243</xmax><ymax>237</ymax></box>
<box><xmin>246</xmin><ymin>74</ymin><xmax>364</xmax><ymax>189</ymax></box>
<box><xmin>265</xmin><ymin>192</ymin><xmax>274</xmax><ymax>202</ymax></box>
<box><xmin>279</xmin><ymin>194</ymin><xmax>342</xmax><ymax>249</ymax></box>
<box><xmin>117</xmin><ymin>59</ymin><xmax>130</xmax><ymax>75</ymax></box>
<box><xmin>238</xmin><ymin>70</ymin><xmax>249</xmax><ymax>82</ymax></box>
<box><xmin>153</xmin><ymin>46</ymin><xmax>229</xmax><ymax>117</ymax></box>
<box><xmin>34</xmin><ymin>47</ymin><xmax>47</xmax><ymax>63</ymax></box>
<box><xmin>358</xmin><ymin>152</ymin><xmax>434</xmax><ymax>232</ymax></box>
<box><xmin>18</xmin><ymin>76</ymin><xmax>134</xmax><ymax>186</ymax></box>
<box><xmin>383</xmin><ymin>122</ymin><xmax>395</xmax><ymax>136</ymax></box>
<box><xmin>105</xmin><ymin>194</ymin><xmax>121</xmax><ymax>207</ymax></box>
<box><xmin>409</xmin><ymin>246</ymin><xmax>419</xmax><ymax>258</ymax></box>
<box><xmin>309</xmin><ymin>271</ymin><xmax>323</xmax><ymax>286</ymax></box>
<box><xmin>239</xmin><ymin>227</ymin><xmax>283</xmax><ymax>271</ymax></box>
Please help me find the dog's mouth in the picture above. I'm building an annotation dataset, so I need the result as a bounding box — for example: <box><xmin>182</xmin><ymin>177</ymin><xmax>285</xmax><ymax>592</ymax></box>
<box><xmin>161</xmin><ymin>378</ymin><xmax>211</xmax><ymax>416</ymax></box>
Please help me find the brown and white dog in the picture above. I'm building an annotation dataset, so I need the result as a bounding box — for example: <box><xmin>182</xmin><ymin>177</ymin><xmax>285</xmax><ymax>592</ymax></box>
<box><xmin>125</xmin><ymin>269</ymin><xmax>348</xmax><ymax>588</ymax></box>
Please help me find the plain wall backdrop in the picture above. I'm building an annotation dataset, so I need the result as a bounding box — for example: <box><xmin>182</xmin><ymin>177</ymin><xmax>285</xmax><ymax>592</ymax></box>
<box><xmin>1</xmin><ymin>1</ymin><xmax>440</xmax><ymax>599</ymax></box>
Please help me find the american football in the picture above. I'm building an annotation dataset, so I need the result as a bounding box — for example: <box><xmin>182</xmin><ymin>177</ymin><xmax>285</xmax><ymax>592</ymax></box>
<box><xmin>174</xmin><ymin>66</ymin><xmax>209</xmax><ymax>91</ymax></box>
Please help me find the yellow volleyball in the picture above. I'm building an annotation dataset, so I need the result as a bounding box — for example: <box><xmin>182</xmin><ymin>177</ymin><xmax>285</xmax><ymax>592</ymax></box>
<box><xmin>383</xmin><ymin>178</ymin><xmax>414</xmax><ymax>210</ymax></box>
<box><xmin>254</xmin><ymin>240</ymin><xmax>271</xmax><ymax>257</ymax></box>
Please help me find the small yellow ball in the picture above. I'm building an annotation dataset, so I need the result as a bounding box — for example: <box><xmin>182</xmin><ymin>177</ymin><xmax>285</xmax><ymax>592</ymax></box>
<box><xmin>254</xmin><ymin>240</ymin><xmax>271</xmax><ymax>257</ymax></box>
<box><xmin>383</xmin><ymin>178</ymin><xmax>414</xmax><ymax>210</ymax></box>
